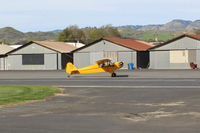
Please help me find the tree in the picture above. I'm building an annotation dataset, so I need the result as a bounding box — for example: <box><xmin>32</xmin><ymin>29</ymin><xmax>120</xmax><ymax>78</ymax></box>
<box><xmin>83</xmin><ymin>25</ymin><xmax>121</xmax><ymax>44</ymax></box>
<box><xmin>58</xmin><ymin>25</ymin><xmax>121</xmax><ymax>44</ymax></box>
<box><xmin>57</xmin><ymin>25</ymin><xmax>86</xmax><ymax>42</ymax></box>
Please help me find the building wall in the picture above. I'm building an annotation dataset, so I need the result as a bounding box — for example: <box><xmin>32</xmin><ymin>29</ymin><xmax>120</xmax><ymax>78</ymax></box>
<box><xmin>6</xmin><ymin>43</ymin><xmax>62</xmax><ymax>70</ymax></box>
<box><xmin>0</xmin><ymin>57</ymin><xmax>5</xmax><ymax>70</ymax></box>
<box><xmin>155</xmin><ymin>37</ymin><xmax>200</xmax><ymax>50</ymax></box>
<box><xmin>6</xmin><ymin>53</ymin><xmax>58</xmax><ymax>70</ymax></box>
<box><xmin>196</xmin><ymin>50</ymin><xmax>200</xmax><ymax>65</ymax></box>
<box><xmin>74</xmin><ymin>52</ymin><xmax>90</xmax><ymax>68</ymax></box>
<box><xmin>11</xmin><ymin>43</ymin><xmax>57</xmax><ymax>54</ymax></box>
<box><xmin>118</xmin><ymin>51</ymin><xmax>137</xmax><ymax>69</ymax></box>
<box><xmin>150</xmin><ymin>37</ymin><xmax>200</xmax><ymax>69</ymax></box>
<box><xmin>74</xmin><ymin>40</ymin><xmax>137</xmax><ymax>69</ymax></box>
<box><xmin>79</xmin><ymin>40</ymin><xmax>133</xmax><ymax>52</ymax></box>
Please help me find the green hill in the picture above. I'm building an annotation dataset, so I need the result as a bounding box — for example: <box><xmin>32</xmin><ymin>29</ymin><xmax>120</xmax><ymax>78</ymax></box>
<box><xmin>0</xmin><ymin>21</ymin><xmax>197</xmax><ymax>45</ymax></box>
<box><xmin>0</xmin><ymin>27</ymin><xmax>58</xmax><ymax>44</ymax></box>
<box><xmin>118</xmin><ymin>28</ymin><xmax>185</xmax><ymax>42</ymax></box>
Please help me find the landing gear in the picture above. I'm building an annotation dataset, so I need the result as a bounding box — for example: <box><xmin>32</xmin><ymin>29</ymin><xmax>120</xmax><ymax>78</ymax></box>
<box><xmin>111</xmin><ymin>73</ymin><xmax>117</xmax><ymax>77</ymax></box>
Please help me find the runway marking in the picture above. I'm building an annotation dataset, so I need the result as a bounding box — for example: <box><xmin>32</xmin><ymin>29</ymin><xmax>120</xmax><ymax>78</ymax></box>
<box><xmin>0</xmin><ymin>79</ymin><xmax>197</xmax><ymax>82</ymax></box>
<box><xmin>55</xmin><ymin>85</ymin><xmax>200</xmax><ymax>88</ymax></box>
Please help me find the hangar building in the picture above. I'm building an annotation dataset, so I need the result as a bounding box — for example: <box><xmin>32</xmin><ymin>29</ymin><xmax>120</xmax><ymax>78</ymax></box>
<box><xmin>0</xmin><ymin>44</ymin><xmax>14</xmax><ymax>70</ymax></box>
<box><xmin>73</xmin><ymin>38</ymin><xmax>155</xmax><ymax>69</ymax></box>
<box><xmin>149</xmin><ymin>34</ymin><xmax>200</xmax><ymax>69</ymax></box>
<box><xmin>5</xmin><ymin>41</ymin><xmax>76</xmax><ymax>70</ymax></box>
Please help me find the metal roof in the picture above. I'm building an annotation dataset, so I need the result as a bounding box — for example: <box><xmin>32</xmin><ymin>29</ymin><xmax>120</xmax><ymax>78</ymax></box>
<box><xmin>104</xmin><ymin>38</ymin><xmax>155</xmax><ymax>51</ymax></box>
<box><xmin>7</xmin><ymin>41</ymin><xmax>77</xmax><ymax>54</ymax></box>
<box><xmin>186</xmin><ymin>34</ymin><xmax>200</xmax><ymax>40</ymax></box>
<box><xmin>34</xmin><ymin>41</ymin><xmax>77</xmax><ymax>53</ymax></box>
<box><xmin>0</xmin><ymin>44</ymin><xmax>14</xmax><ymax>55</ymax></box>
<box><xmin>72</xmin><ymin>38</ymin><xmax>155</xmax><ymax>52</ymax></box>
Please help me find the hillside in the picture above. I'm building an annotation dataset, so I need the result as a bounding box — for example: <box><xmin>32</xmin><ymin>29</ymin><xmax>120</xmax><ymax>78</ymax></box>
<box><xmin>0</xmin><ymin>27</ymin><xmax>58</xmax><ymax>44</ymax></box>
<box><xmin>118</xmin><ymin>19</ymin><xmax>200</xmax><ymax>42</ymax></box>
<box><xmin>118</xmin><ymin>28</ymin><xmax>185</xmax><ymax>42</ymax></box>
<box><xmin>0</xmin><ymin>19</ymin><xmax>200</xmax><ymax>44</ymax></box>
<box><xmin>119</xmin><ymin>19</ymin><xmax>200</xmax><ymax>31</ymax></box>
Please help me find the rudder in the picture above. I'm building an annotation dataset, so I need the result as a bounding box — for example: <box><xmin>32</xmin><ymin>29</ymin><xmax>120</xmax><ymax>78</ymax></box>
<box><xmin>66</xmin><ymin>62</ymin><xmax>78</xmax><ymax>74</ymax></box>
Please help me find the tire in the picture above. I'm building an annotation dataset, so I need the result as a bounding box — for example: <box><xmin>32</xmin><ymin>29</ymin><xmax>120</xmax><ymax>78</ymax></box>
<box><xmin>111</xmin><ymin>73</ymin><xmax>117</xmax><ymax>77</ymax></box>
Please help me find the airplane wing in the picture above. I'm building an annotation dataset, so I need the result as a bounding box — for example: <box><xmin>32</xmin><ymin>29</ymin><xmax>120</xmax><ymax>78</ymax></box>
<box><xmin>96</xmin><ymin>58</ymin><xmax>111</xmax><ymax>65</ymax></box>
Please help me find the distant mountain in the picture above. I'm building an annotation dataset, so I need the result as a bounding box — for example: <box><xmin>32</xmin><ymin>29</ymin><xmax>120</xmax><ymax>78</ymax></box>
<box><xmin>139</xmin><ymin>25</ymin><xmax>162</xmax><ymax>31</ymax></box>
<box><xmin>0</xmin><ymin>27</ymin><xmax>58</xmax><ymax>44</ymax></box>
<box><xmin>0</xmin><ymin>27</ymin><xmax>25</xmax><ymax>44</ymax></box>
<box><xmin>160</xmin><ymin>19</ymin><xmax>192</xmax><ymax>30</ymax></box>
<box><xmin>1</xmin><ymin>19</ymin><xmax>200</xmax><ymax>44</ymax></box>
<box><xmin>119</xmin><ymin>19</ymin><xmax>200</xmax><ymax>31</ymax></box>
<box><xmin>117</xmin><ymin>19</ymin><xmax>200</xmax><ymax>42</ymax></box>
<box><xmin>118</xmin><ymin>25</ymin><xmax>143</xmax><ymax>30</ymax></box>
<box><xmin>186</xmin><ymin>20</ymin><xmax>200</xmax><ymax>30</ymax></box>
<box><xmin>48</xmin><ymin>29</ymin><xmax>62</xmax><ymax>33</ymax></box>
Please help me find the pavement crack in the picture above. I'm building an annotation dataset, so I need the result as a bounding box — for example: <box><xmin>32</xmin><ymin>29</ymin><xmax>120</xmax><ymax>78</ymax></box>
<box><xmin>122</xmin><ymin>111</ymin><xmax>200</xmax><ymax>122</ymax></box>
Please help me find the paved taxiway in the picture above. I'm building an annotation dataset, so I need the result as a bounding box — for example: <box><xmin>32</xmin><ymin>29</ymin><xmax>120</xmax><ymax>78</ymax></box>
<box><xmin>0</xmin><ymin>70</ymin><xmax>200</xmax><ymax>133</ymax></box>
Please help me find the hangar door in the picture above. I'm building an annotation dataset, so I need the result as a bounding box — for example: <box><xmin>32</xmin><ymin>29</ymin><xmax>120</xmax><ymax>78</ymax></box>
<box><xmin>90</xmin><ymin>52</ymin><xmax>103</xmax><ymax>65</ymax></box>
<box><xmin>74</xmin><ymin>53</ymin><xmax>90</xmax><ymax>68</ymax></box>
<box><xmin>170</xmin><ymin>50</ymin><xmax>196</xmax><ymax>64</ymax></box>
<box><xmin>0</xmin><ymin>58</ymin><xmax>5</xmax><ymax>70</ymax></box>
<box><xmin>118</xmin><ymin>52</ymin><xmax>132</xmax><ymax>69</ymax></box>
<box><xmin>104</xmin><ymin>51</ymin><xmax>118</xmax><ymax>62</ymax></box>
<box><xmin>137</xmin><ymin>51</ymin><xmax>149</xmax><ymax>68</ymax></box>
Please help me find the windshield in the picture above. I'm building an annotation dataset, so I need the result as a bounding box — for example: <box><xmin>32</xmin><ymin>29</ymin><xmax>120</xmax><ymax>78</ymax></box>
<box><xmin>99</xmin><ymin>61</ymin><xmax>113</xmax><ymax>67</ymax></box>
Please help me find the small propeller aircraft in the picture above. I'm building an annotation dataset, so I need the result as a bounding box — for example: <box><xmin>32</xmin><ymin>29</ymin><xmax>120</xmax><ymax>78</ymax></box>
<box><xmin>66</xmin><ymin>59</ymin><xmax>123</xmax><ymax>77</ymax></box>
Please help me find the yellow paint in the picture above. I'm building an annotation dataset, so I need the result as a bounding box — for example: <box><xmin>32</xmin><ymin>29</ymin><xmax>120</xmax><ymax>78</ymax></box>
<box><xmin>66</xmin><ymin>59</ymin><xmax>123</xmax><ymax>76</ymax></box>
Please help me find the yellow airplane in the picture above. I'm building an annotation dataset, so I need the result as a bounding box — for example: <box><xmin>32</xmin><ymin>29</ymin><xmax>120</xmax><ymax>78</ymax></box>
<box><xmin>66</xmin><ymin>59</ymin><xmax>123</xmax><ymax>77</ymax></box>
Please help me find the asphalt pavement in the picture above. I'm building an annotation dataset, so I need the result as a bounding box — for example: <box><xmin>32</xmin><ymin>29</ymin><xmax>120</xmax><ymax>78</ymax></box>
<box><xmin>0</xmin><ymin>70</ymin><xmax>200</xmax><ymax>133</ymax></box>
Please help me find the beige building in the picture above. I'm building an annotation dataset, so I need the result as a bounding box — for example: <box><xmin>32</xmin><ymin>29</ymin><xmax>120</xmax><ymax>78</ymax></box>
<box><xmin>5</xmin><ymin>41</ymin><xmax>77</xmax><ymax>70</ymax></box>
<box><xmin>0</xmin><ymin>44</ymin><xmax>14</xmax><ymax>70</ymax></box>
<box><xmin>73</xmin><ymin>38</ymin><xmax>155</xmax><ymax>69</ymax></box>
<box><xmin>150</xmin><ymin>34</ymin><xmax>200</xmax><ymax>69</ymax></box>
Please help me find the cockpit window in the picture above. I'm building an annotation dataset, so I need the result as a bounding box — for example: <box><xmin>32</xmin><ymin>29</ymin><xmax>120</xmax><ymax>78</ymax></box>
<box><xmin>99</xmin><ymin>61</ymin><xmax>113</xmax><ymax>67</ymax></box>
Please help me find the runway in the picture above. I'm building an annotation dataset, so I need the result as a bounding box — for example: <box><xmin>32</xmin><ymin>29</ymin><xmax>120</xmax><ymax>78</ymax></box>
<box><xmin>0</xmin><ymin>77</ymin><xmax>200</xmax><ymax>86</ymax></box>
<box><xmin>0</xmin><ymin>70</ymin><xmax>200</xmax><ymax>133</ymax></box>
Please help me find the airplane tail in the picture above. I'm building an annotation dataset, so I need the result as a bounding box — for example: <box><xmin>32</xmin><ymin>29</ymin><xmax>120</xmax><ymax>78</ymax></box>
<box><xmin>66</xmin><ymin>62</ymin><xmax>78</xmax><ymax>74</ymax></box>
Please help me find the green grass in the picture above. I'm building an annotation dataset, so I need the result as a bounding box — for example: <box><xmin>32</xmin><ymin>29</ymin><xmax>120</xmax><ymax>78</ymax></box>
<box><xmin>0</xmin><ymin>85</ymin><xmax>61</xmax><ymax>106</ymax></box>
<box><xmin>137</xmin><ymin>31</ymin><xmax>174</xmax><ymax>42</ymax></box>
<box><xmin>119</xmin><ymin>28</ymin><xmax>183</xmax><ymax>42</ymax></box>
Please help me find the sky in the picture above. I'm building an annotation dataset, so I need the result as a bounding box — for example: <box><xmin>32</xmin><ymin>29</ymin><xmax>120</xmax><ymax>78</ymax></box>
<box><xmin>0</xmin><ymin>0</ymin><xmax>199</xmax><ymax>32</ymax></box>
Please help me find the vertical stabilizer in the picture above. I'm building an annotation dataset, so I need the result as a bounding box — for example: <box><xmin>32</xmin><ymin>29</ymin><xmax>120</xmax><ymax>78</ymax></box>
<box><xmin>66</xmin><ymin>62</ymin><xmax>78</xmax><ymax>74</ymax></box>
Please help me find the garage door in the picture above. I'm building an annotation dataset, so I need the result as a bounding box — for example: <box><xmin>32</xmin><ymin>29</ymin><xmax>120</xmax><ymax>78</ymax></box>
<box><xmin>118</xmin><ymin>52</ymin><xmax>132</xmax><ymax>69</ymax></box>
<box><xmin>90</xmin><ymin>52</ymin><xmax>104</xmax><ymax>65</ymax></box>
<box><xmin>74</xmin><ymin>53</ymin><xmax>90</xmax><ymax>68</ymax></box>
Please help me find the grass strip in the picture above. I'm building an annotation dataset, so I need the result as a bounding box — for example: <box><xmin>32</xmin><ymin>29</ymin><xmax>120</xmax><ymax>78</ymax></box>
<box><xmin>0</xmin><ymin>85</ymin><xmax>61</xmax><ymax>106</ymax></box>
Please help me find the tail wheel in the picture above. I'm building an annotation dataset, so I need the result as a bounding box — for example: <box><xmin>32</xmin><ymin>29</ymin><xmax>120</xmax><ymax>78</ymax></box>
<box><xmin>111</xmin><ymin>73</ymin><xmax>117</xmax><ymax>77</ymax></box>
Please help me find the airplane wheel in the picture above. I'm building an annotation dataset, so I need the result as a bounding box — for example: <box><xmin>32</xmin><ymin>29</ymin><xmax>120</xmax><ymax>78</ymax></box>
<box><xmin>111</xmin><ymin>73</ymin><xmax>116</xmax><ymax>77</ymax></box>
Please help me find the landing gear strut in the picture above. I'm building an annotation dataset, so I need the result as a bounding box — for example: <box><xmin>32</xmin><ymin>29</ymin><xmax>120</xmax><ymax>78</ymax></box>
<box><xmin>111</xmin><ymin>72</ymin><xmax>117</xmax><ymax>77</ymax></box>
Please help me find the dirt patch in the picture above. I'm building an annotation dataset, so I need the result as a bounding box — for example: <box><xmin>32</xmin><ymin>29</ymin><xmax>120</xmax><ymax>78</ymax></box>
<box><xmin>123</xmin><ymin>111</ymin><xmax>200</xmax><ymax>122</ymax></box>
<box><xmin>135</xmin><ymin>101</ymin><xmax>185</xmax><ymax>107</ymax></box>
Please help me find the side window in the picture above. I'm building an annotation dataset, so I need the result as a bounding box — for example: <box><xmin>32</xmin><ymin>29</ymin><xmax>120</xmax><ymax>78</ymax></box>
<box><xmin>22</xmin><ymin>54</ymin><xmax>44</xmax><ymax>65</ymax></box>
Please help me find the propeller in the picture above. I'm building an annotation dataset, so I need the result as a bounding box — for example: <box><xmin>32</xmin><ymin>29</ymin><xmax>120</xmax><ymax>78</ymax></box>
<box><xmin>119</xmin><ymin>62</ymin><xmax>124</xmax><ymax>66</ymax></box>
